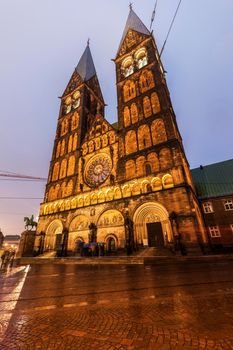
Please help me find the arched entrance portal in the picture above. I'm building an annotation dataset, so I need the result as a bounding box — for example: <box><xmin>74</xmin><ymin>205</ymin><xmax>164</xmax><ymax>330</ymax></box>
<box><xmin>97</xmin><ymin>209</ymin><xmax>125</xmax><ymax>248</ymax></box>
<box><xmin>44</xmin><ymin>219</ymin><xmax>63</xmax><ymax>251</ymax></box>
<box><xmin>133</xmin><ymin>202</ymin><xmax>172</xmax><ymax>248</ymax></box>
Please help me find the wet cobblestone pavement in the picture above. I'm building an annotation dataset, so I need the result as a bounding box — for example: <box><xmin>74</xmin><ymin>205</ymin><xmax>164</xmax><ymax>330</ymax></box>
<box><xmin>0</xmin><ymin>261</ymin><xmax>233</xmax><ymax>349</ymax></box>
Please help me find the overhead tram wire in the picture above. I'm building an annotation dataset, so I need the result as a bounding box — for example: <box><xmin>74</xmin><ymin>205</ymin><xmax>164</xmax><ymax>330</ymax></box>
<box><xmin>160</xmin><ymin>0</ymin><xmax>183</xmax><ymax>57</ymax></box>
<box><xmin>0</xmin><ymin>172</ymin><xmax>47</xmax><ymax>182</ymax></box>
<box><xmin>150</xmin><ymin>0</ymin><xmax>158</xmax><ymax>31</ymax></box>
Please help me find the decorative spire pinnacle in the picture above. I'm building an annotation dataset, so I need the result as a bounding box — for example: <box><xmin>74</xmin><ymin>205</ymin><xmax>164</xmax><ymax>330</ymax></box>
<box><xmin>87</xmin><ymin>38</ymin><xmax>90</xmax><ymax>46</ymax></box>
<box><xmin>116</xmin><ymin>8</ymin><xmax>150</xmax><ymax>57</ymax></box>
<box><xmin>75</xmin><ymin>43</ymin><xmax>96</xmax><ymax>82</ymax></box>
<box><xmin>129</xmin><ymin>2</ymin><xmax>133</xmax><ymax>10</ymax></box>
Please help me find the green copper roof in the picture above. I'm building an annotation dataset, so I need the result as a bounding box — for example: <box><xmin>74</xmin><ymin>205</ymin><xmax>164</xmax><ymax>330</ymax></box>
<box><xmin>191</xmin><ymin>159</ymin><xmax>233</xmax><ymax>199</ymax></box>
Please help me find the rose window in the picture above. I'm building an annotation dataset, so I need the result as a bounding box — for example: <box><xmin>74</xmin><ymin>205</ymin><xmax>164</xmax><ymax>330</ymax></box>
<box><xmin>85</xmin><ymin>154</ymin><xmax>112</xmax><ymax>187</ymax></box>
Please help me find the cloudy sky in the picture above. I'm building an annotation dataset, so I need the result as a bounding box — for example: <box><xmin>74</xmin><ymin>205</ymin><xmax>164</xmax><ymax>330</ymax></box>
<box><xmin>0</xmin><ymin>0</ymin><xmax>232</xmax><ymax>235</ymax></box>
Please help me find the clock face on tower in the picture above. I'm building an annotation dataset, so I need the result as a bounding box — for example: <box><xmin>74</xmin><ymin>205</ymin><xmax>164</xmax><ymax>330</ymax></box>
<box><xmin>84</xmin><ymin>154</ymin><xmax>112</xmax><ymax>187</ymax></box>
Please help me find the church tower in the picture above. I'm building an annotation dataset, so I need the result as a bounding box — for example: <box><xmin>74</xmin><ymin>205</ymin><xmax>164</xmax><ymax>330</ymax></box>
<box><xmin>45</xmin><ymin>43</ymin><xmax>105</xmax><ymax>203</ymax></box>
<box><xmin>115</xmin><ymin>8</ymin><xmax>205</xmax><ymax>246</ymax></box>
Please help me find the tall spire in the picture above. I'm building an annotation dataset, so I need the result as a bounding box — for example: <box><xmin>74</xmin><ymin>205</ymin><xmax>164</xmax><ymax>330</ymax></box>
<box><xmin>76</xmin><ymin>43</ymin><xmax>96</xmax><ymax>82</ymax></box>
<box><xmin>117</xmin><ymin>8</ymin><xmax>150</xmax><ymax>56</ymax></box>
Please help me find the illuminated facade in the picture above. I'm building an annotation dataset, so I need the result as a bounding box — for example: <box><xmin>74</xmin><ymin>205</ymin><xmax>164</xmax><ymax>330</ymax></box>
<box><xmin>35</xmin><ymin>9</ymin><xmax>206</xmax><ymax>254</ymax></box>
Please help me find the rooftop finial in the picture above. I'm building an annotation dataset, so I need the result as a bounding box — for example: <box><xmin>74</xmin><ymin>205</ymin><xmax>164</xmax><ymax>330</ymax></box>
<box><xmin>87</xmin><ymin>38</ymin><xmax>90</xmax><ymax>46</ymax></box>
<box><xmin>129</xmin><ymin>2</ymin><xmax>133</xmax><ymax>10</ymax></box>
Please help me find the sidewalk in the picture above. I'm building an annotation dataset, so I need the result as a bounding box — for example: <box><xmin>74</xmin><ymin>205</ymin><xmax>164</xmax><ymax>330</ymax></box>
<box><xmin>18</xmin><ymin>254</ymin><xmax>233</xmax><ymax>266</ymax></box>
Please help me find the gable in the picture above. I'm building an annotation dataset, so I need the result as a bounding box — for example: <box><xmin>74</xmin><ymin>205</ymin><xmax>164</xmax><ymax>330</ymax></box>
<box><xmin>62</xmin><ymin>71</ymin><xmax>83</xmax><ymax>97</ymax></box>
<box><xmin>118</xmin><ymin>29</ymin><xmax>150</xmax><ymax>58</ymax></box>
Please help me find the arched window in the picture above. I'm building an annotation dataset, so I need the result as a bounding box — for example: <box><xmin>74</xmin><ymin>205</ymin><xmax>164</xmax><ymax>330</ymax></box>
<box><xmin>72</xmin><ymin>91</ymin><xmax>80</xmax><ymax>109</ymax></box>
<box><xmin>135</xmin><ymin>47</ymin><xmax>148</xmax><ymax>69</ymax></box>
<box><xmin>106</xmin><ymin>237</ymin><xmax>116</xmax><ymax>252</ymax></box>
<box><xmin>147</xmin><ymin>152</ymin><xmax>160</xmax><ymax>173</ymax></box>
<box><xmin>159</xmin><ymin>148</ymin><xmax>173</xmax><ymax>170</ymax></box>
<box><xmin>60</xmin><ymin>159</ymin><xmax>67</xmax><ymax>179</ymax></box>
<box><xmin>131</xmin><ymin>103</ymin><xmax>138</xmax><ymax>124</ymax></box>
<box><xmin>66</xmin><ymin>180</ymin><xmax>73</xmax><ymax>196</ymax></box>
<box><xmin>151</xmin><ymin>92</ymin><xmax>161</xmax><ymax>114</ymax></box>
<box><xmin>151</xmin><ymin>177</ymin><xmax>162</xmax><ymax>191</ymax></box>
<box><xmin>151</xmin><ymin>119</ymin><xmax>167</xmax><ymax>145</ymax></box>
<box><xmin>56</xmin><ymin>141</ymin><xmax>61</xmax><ymax>158</ymax></box>
<box><xmin>125</xmin><ymin>160</ymin><xmax>136</xmax><ymax>180</ymax></box>
<box><xmin>124</xmin><ymin>106</ymin><xmax>131</xmax><ymax>127</ymax></box>
<box><xmin>145</xmin><ymin>163</ymin><xmax>152</xmax><ymax>176</ymax></box>
<box><xmin>138</xmin><ymin>124</ymin><xmax>151</xmax><ymax>150</ymax></box>
<box><xmin>61</xmin><ymin>182</ymin><xmax>67</xmax><ymax>198</ymax></box>
<box><xmin>48</xmin><ymin>187</ymin><xmax>54</xmax><ymax>201</ymax></box>
<box><xmin>61</xmin><ymin>119</ymin><xmax>69</xmax><ymax>136</ymax></box>
<box><xmin>52</xmin><ymin>162</ymin><xmax>60</xmax><ymax>181</ymax></box>
<box><xmin>143</xmin><ymin>96</ymin><xmax>152</xmax><ymax>118</ymax></box>
<box><xmin>123</xmin><ymin>80</ymin><xmax>136</xmax><ymax>102</ymax></box>
<box><xmin>73</xmin><ymin>133</ymin><xmax>78</xmax><ymax>151</ymax></box>
<box><xmin>68</xmin><ymin>135</ymin><xmax>73</xmax><ymax>153</ymax></box>
<box><xmin>125</xmin><ymin>130</ymin><xmax>137</xmax><ymax>155</ymax></box>
<box><xmin>139</xmin><ymin>70</ymin><xmax>155</xmax><ymax>94</ymax></box>
<box><xmin>162</xmin><ymin>174</ymin><xmax>174</xmax><ymax>189</ymax></box>
<box><xmin>67</xmin><ymin>156</ymin><xmax>75</xmax><ymax>176</ymax></box>
<box><xmin>64</xmin><ymin>96</ymin><xmax>72</xmax><ymax>115</ymax></box>
<box><xmin>136</xmin><ymin>156</ymin><xmax>146</xmax><ymax>177</ymax></box>
<box><xmin>54</xmin><ymin>184</ymin><xmax>60</xmax><ymax>200</ymax></box>
<box><xmin>121</xmin><ymin>56</ymin><xmax>134</xmax><ymax>77</ymax></box>
<box><xmin>60</xmin><ymin>139</ymin><xmax>66</xmax><ymax>156</ymax></box>
<box><xmin>71</xmin><ymin>112</ymin><xmax>79</xmax><ymax>130</ymax></box>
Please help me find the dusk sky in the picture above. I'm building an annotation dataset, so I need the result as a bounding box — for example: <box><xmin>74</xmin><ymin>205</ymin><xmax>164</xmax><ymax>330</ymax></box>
<box><xmin>0</xmin><ymin>0</ymin><xmax>232</xmax><ymax>235</ymax></box>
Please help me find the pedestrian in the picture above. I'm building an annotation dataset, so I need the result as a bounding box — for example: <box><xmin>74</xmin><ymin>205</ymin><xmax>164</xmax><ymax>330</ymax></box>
<box><xmin>10</xmin><ymin>251</ymin><xmax>15</xmax><ymax>268</ymax></box>
<box><xmin>1</xmin><ymin>252</ymin><xmax>6</xmax><ymax>269</ymax></box>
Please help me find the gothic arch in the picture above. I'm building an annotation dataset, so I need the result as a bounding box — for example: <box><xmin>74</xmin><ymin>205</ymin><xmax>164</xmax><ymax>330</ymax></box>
<box><xmin>147</xmin><ymin>152</ymin><xmax>160</xmax><ymax>173</ymax></box>
<box><xmin>52</xmin><ymin>162</ymin><xmax>60</xmax><ymax>182</ymax></box>
<box><xmin>133</xmin><ymin>202</ymin><xmax>172</xmax><ymax>246</ymax></box>
<box><xmin>125</xmin><ymin>130</ymin><xmax>137</xmax><ymax>155</ymax></box>
<box><xmin>124</xmin><ymin>106</ymin><xmax>131</xmax><ymax>127</ymax></box>
<box><xmin>68</xmin><ymin>135</ymin><xmax>73</xmax><ymax>153</ymax></box>
<box><xmin>143</xmin><ymin>96</ymin><xmax>152</xmax><ymax>118</ymax></box>
<box><xmin>44</xmin><ymin>219</ymin><xmax>63</xmax><ymax>251</ymax></box>
<box><xmin>131</xmin><ymin>103</ymin><xmax>138</xmax><ymax>124</ymax></box>
<box><xmin>162</xmin><ymin>174</ymin><xmax>174</xmax><ymax>189</ymax></box>
<box><xmin>60</xmin><ymin>159</ymin><xmax>67</xmax><ymax>179</ymax></box>
<box><xmin>69</xmin><ymin>214</ymin><xmax>89</xmax><ymax>232</ymax></box>
<box><xmin>67</xmin><ymin>156</ymin><xmax>75</xmax><ymax>176</ymax></box>
<box><xmin>151</xmin><ymin>92</ymin><xmax>161</xmax><ymax>114</ymax></box>
<box><xmin>125</xmin><ymin>159</ymin><xmax>136</xmax><ymax>180</ymax></box>
<box><xmin>123</xmin><ymin>80</ymin><xmax>136</xmax><ymax>102</ymax></box>
<box><xmin>151</xmin><ymin>119</ymin><xmax>167</xmax><ymax>145</ymax></box>
<box><xmin>138</xmin><ymin>124</ymin><xmax>151</xmax><ymax>150</ymax></box>
<box><xmin>97</xmin><ymin>209</ymin><xmax>125</xmax><ymax>248</ymax></box>
<box><xmin>136</xmin><ymin>156</ymin><xmax>146</xmax><ymax>177</ymax></box>
<box><xmin>139</xmin><ymin>70</ymin><xmax>155</xmax><ymax>93</ymax></box>
<box><xmin>159</xmin><ymin>148</ymin><xmax>173</xmax><ymax>170</ymax></box>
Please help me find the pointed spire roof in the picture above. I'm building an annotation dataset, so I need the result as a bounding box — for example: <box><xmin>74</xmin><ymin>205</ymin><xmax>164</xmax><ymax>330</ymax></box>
<box><xmin>117</xmin><ymin>8</ymin><xmax>150</xmax><ymax>56</ymax></box>
<box><xmin>76</xmin><ymin>43</ymin><xmax>96</xmax><ymax>81</ymax></box>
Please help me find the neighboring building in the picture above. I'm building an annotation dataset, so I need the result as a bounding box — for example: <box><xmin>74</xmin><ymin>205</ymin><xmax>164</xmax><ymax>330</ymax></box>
<box><xmin>0</xmin><ymin>229</ymin><xmax>4</xmax><ymax>249</ymax></box>
<box><xmin>191</xmin><ymin>160</ymin><xmax>233</xmax><ymax>249</ymax></box>
<box><xmin>35</xmin><ymin>8</ymin><xmax>206</xmax><ymax>255</ymax></box>
<box><xmin>3</xmin><ymin>235</ymin><xmax>20</xmax><ymax>252</ymax></box>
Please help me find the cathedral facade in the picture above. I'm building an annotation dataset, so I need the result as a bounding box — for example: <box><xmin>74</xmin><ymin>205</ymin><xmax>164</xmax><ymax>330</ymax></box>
<box><xmin>35</xmin><ymin>9</ymin><xmax>206</xmax><ymax>254</ymax></box>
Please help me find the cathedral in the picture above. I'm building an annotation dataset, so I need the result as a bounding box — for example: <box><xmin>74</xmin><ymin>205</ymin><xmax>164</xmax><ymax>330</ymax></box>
<box><xmin>35</xmin><ymin>8</ymin><xmax>206</xmax><ymax>255</ymax></box>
